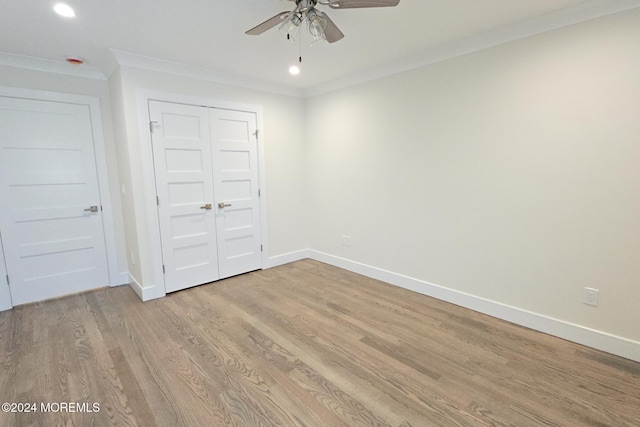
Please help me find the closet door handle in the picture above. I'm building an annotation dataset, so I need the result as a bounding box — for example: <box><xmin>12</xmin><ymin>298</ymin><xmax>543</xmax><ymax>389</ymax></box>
<box><xmin>200</xmin><ymin>204</ymin><xmax>212</xmax><ymax>210</ymax></box>
<box><xmin>218</xmin><ymin>203</ymin><xmax>232</xmax><ymax>209</ymax></box>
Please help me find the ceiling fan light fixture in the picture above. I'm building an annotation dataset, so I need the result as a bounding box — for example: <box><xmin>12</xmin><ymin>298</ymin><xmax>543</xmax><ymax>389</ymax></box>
<box><xmin>307</xmin><ymin>9</ymin><xmax>328</xmax><ymax>37</ymax></box>
<box><xmin>309</xmin><ymin>29</ymin><xmax>327</xmax><ymax>44</ymax></box>
<box><xmin>279</xmin><ymin>12</ymin><xmax>303</xmax><ymax>41</ymax></box>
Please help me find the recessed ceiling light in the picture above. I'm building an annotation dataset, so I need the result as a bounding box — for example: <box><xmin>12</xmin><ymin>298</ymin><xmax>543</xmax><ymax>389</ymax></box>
<box><xmin>54</xmin><ymin>3</ymin><xmax>75</xmax><ymax>18</ymax></box>
<box><xmin>289</xmin><ymin>65</ymin><xmax>300</xmax><ymax>76</ymax></box>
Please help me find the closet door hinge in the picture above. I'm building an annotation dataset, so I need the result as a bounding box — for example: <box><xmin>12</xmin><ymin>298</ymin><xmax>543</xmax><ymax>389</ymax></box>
<box><xmin>162</xmin><ymin>265</ymin><xmax>166</xmax><ymax>274</ymax></box>
<box><xmin>150</xmin><ymin>121</ymin><xmax>160</xmax><ymax>133</ymax></box>
<box><xmin>5</xmin><ymin>275</ymin><xmax>9</xmax><ymax>285</ymax></box>
<box><xmin>260</xmin><ymin>244</ymin><xmax>263</xmax><ymax>252</ymax></box>
<box><xmin>258</xmin><ymin>189</ymin><xmax>261</xmax><ymax>197</ymax></box>
<box><xmin>253</xmin><ymin>129</ymin><xmax>260</xmax><ymax>139</ymax></box>
<box><xmin>156</xmin><ymin>195</ymin><xmax>160</xmax><ymax>206</ymax></box>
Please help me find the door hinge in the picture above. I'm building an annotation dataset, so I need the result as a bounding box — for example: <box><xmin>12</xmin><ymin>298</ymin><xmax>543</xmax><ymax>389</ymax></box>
<box><xmin>156</xmin><ymin>196</ymin><xmax>160</xmax><ymax>206</ymax></box>
<box><xmin>150</xmin><ymin>121</ymin><xmax>159</xmax><ymax>133</ymax></box>
<box><xmin>162</xmin><ymin>265</ymin><xmax>165</xmax><ymax>274</ymax></box>
<box><xmin>258</xmin><ymin>189</ymin><xmax>261</xmax><ymax>197</ymax></box>
<box><xmin>5</xmin><ymin>275</ymin><xmax>9</xmax><ymax>285</ymax></box>
<box><xmin>253</xmin><ymin>129</ymin><xmax>260</xmax><ymax>139</ymax></box>
<box><xmin>260</xmin><ymin>244</ymin><xmax>263</xmax><ymax>252</ymax></box>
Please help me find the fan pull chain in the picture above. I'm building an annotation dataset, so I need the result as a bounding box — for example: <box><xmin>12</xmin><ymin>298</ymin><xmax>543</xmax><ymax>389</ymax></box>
<box><xmin>299</xmin><ymin>28</ymin><xmax>303</xmax><ymax>63</ymax></box>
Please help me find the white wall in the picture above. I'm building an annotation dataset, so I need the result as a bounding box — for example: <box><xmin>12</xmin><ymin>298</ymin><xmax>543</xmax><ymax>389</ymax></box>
<box><xmin>0</xmin><ymin>64</ymin><xmax>128</xmax><ymax>286</ymax></box>
<box><xmin>108</xmin><ymin>68</ymin><xmax>143</xmax><ymax>285</ymax></box>
<box><xmin>109</xmin><ymin>66</ymin><xmax>309</xmax><ymax>298</ymax></box>
<box><xmin>306</xmin><ymin>9</ymin><xmax>640</xmax><ymax>353</ymax></box>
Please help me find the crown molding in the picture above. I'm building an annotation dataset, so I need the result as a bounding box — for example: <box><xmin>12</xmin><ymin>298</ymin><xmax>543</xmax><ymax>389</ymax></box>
<box><xmin>0</xmin><ymin>52</ymin><xmax>106</xmax><ymax>80</ymax></box>
<box><xmin>109</xmin><ymin>49</ymin><xmax>305</xmax><ymax>99</ymax></box>
<box><xmin>304</xmin><ymin>0</ymin><xmax>640</xmax><ymax>97</ymax></box>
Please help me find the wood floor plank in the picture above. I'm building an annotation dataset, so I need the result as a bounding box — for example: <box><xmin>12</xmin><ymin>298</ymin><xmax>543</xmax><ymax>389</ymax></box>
<box><xmin>240</xmin><ymin>267</ymin><xmax>549</xmax><ymax>425</ymax></box>
<box><xmin>123</xmin><ymin>297</ymin><xmax>236</xmax><ymax>426</ymax></box>
<box><xmin>1</xmin><ymin>259</ymin><xmax>639</xmax><ymax>426</ymax></box>
<box><xmin>211</xmin><ymin>281</ymin><xmax>490</xmax><ymax>426</ymax></box>
<box><xmin>193</xmin><ymin>286</ymin><xmax>404</xmax><ymax>426</ymax></box>
<box><xmin>157</xmin><ymin>294</ymin><xmax>294</xmax><ymax>427</ymax></box>
<box><xmin>229</xmin><ymin>318</ymin><xmax>355</xmax><ymax>427</ymax></box>
<box><xmin>170</xmin><ymin>291</ymin><xmax>332</xmax><ymax>427</ymax></box>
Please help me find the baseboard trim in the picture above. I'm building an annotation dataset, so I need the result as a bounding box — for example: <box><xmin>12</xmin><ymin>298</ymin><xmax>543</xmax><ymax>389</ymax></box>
<box><xmin>308</xmin><ymin>250</ymin><xmax>640</xmax><ymax>363</ymax></box>
<box><xmin>128</xmin><ymin>273</ymin><xmax>165</xmax><ymax>302</ymax></box>
<box><xmin>264</xmin><ymin>250</ymin><xmax>310</xmax><ymax>269</ymax></box>
<box><xmin>128</xmin><ymin>273</ymin><xmax>144</xmax><ymax>300</ymax></box>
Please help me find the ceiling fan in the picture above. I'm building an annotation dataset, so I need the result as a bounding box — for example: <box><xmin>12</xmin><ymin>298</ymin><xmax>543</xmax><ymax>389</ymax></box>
<box><xmin>246</xmin><ymin>0</ymin><xmax>401</xmax><ymax>44</ymax></box>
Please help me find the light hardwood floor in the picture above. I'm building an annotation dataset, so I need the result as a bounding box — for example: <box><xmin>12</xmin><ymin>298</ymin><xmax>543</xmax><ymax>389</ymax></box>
<box><xmin>0</xmin><ymin>259</ymin><xmax>639</xmax><ymax>426</ymax></box>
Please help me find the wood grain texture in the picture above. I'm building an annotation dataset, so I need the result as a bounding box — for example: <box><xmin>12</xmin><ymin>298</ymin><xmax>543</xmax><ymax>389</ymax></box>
<box><xmin>0</xmin><ymin>259</ymin><xmax>638</xmax><ymax>426</ymax></box>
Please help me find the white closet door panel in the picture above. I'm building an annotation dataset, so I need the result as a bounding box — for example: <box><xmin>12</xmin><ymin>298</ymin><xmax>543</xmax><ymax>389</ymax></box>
<box><xmin>149</xmin><ymin>101</ymin><xmax>220</xmax><ymax>293</ymax></box>
<box><xmin>210</xmin><ymin>109</ymin><xmax>262</xmax><ymax>279</ymax></box>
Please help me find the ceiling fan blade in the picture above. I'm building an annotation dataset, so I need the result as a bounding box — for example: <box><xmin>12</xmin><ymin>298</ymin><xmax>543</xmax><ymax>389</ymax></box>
<box><xmin>323</xmin><ymin>14</ymin><xmax>344</xmax><ymax>43</ymax></box>
<box><xmin>328</xmin><ymin>0</ymin><xmax>400</xmax><ymax>8</ymax></box>
<box><xmin>246</xmin><ymin>11</ymin><xmax>291</xmax><ymax>35</ymax></box>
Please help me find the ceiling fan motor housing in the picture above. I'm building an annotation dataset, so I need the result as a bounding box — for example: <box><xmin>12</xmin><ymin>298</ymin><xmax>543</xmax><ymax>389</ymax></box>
<box><xmin>297</xmin><ymin>0</ymin><xmax>318</xmax><ymax>12</ymax></box>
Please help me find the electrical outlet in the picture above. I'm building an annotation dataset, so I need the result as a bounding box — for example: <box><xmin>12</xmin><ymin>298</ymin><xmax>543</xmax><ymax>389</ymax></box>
<box><xmin>340</xmin><ymin>235</ymin><xmax>352</xmax><ymax>247</ymax></box>
<box><xmin>583</xmin><ymin>287</ymin><xmax>599</xmax><ymax>307</ymax></box>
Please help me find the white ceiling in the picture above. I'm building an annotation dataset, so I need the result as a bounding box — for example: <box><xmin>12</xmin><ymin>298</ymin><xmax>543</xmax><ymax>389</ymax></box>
<box><xmin>1</xmin><ymin>0</ymin><xmax>638</xmax><ymax>95</ymax></box>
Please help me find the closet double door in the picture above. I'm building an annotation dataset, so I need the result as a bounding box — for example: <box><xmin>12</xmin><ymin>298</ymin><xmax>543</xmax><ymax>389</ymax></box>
<box><xmin>149</xmin><ymin>101</ymin><xmax>262</xmax><ymax>293</ymax></box>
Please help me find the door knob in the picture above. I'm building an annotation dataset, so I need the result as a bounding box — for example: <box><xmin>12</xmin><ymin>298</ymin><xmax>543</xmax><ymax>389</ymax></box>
<box><xmin>218</xmin><ymin>202</ymin><xmax>232</xmax><ymax>209</ymax></box>
<box><xmin>200</xmin><ymin>204</ymin><xmax>212</xmax><ymax>210</ymax></box>
<box><xmin>84</xmin><ymin>205</ymin><xmax>99</xmax><ymax>213</ymax></box>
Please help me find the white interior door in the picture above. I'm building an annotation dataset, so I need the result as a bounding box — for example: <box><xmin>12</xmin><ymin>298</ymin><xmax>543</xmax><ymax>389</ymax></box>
<box><xmin>0</xmin><ymin>230</ymin><xmax>11</xmax><ymax>311</ymax></box>
<box><xmin>210</xmin><ymin>109</ymin><xmax>262</xmax><ymax>279</ymax></box>
<box><xmin>149</xmin><ymin>101</ymin><xmax>220</xmax><ymax>293</ymax></box>
<box><xmin>0</xmin><ymin>96</ymin><xmax>109</xmax><ymax>305</ymax></box>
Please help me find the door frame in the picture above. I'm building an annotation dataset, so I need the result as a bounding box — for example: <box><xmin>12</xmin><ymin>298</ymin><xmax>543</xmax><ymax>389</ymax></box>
<box><xmin>136</xmin><ymin>90</ymin><xmax>268</xmax><ymax>300</ymax></box>
<box><xmin>0</xmin><ymin>86</ymin><xmax>124</xmax><ymax>311</ymax></box>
